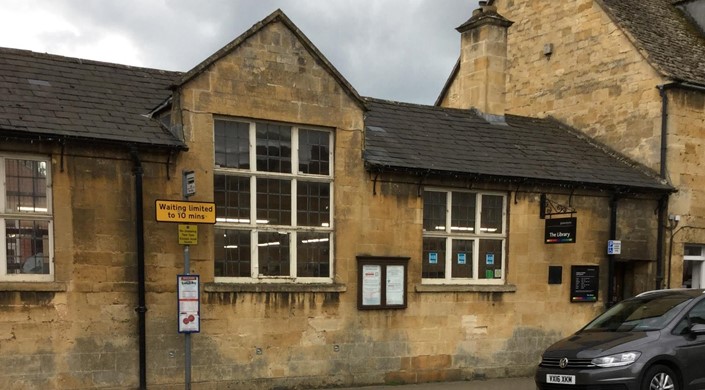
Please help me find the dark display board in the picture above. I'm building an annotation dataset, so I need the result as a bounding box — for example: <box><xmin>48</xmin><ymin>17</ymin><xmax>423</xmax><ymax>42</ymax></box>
<box><xmin>571</xmin><ymin>265</ymin><xmax>599</xmax><ymax>302</ymax></box>
<box><xmin>357</xmin><ymin>256</ymin><xmax>409</xmax><ymax>310</ymax></box>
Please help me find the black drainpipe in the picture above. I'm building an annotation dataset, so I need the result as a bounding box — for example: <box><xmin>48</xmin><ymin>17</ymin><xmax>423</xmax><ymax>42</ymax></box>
<box><xmin>656</xmin><ymin>195</ymin><xmax>667</xmax><ymax>290</ymax></box>
<box><xmin>657</xmin><ymin>84</ymin><xmax>670</xmax><ymax>290</ymax></box>
<box><xmin>131</xmin><ymin>149</ymin><xmax>148</xmax><ymax>390</ymax></box>
<box><xmin>607</xmin><ymin>194</ymin><xmax>618</xmax><ymax>308</ymax></box>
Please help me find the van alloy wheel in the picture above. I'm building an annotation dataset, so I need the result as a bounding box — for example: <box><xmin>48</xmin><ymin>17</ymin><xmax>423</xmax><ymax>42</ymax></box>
<box><xmin>644</xmin><ymin>365</ymin><xmax>677</xmax><ymax>390</ymax></box>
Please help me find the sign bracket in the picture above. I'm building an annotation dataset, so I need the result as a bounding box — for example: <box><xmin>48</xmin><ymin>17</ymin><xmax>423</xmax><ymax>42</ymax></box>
<box><xmin>540</xmin><ymin>193</ymin><xmax>577</xmax><ymax>219</ymax></box>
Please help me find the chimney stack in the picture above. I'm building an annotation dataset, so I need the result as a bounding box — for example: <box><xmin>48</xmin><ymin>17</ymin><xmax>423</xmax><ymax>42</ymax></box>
<box><xmin>452</xmin><ymin>3</ymin><xmax>513</xmax><ymax>116</ymax></box>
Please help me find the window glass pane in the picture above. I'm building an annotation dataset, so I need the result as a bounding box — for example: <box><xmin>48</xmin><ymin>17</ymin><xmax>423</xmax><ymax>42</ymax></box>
<box><xmin>258</xmin><ymin>231</ymin><xmax>290</xmax><ymax>276</ymax></box>
<box><xmin>256</xmin><ymin>178</ymin><xmax>291</xmax><ymax>226</ymax></box>
<box><xmin>256</xmin><ymin>122</ymin><xmax>291</xmax><ymax>173</ymax></box>
<box><xmin>451</xmin><ymin>192</ymin><xmax>476</xmax><ymax>233</ymax></box>
<box><xmin>685</xmin><ymin>245</ymin><xmax>704</xmax><ymax>257</ymax></box>
<box><xmin>423</xmin><ymin>191</ymin><xmax>446</xmax><ymax>232</ymax></box>
<box><xmin>5</xmin><ymin>159</ymin><xmax>47</xmax><ymax>213</ymax></box>
<box><xmin>297</xmin><ymin>232</ymin><xmax>330</xmax><ymax>277</ymax></box>
<box><xmin>299</xmin><ymin>129</ymin><xmax>330</xmax><ymax>175</ymax></box>
<box><xmin>214</xmin><ymin>229</ymin><xmax>250</xmax><ymax>277</ymax></box>
<box><xmin>481</xmin><ymin>195</ymin><xmax>503</xmax><ymax>233</ymax></box>
<box><xmin>451</xmin><ymin>239</ymin><xmax>473</xmax><ymax>278</ymax></box>
<box><xmin>422</xmin><ymin>237</ymin><xmax>446</xmax><ymax>278</ymax></box>
<box><xmin>478</xmin><ymin>239</ymin><xmax>502</xmax><ymax>279</ymax></box>
<box><xmin>214</xmin><ymin>175</ymin><xmax>250</xmax><ymax>223</ymax></box>
<box><xmin>5</xmin><ymin>219</ymin><xmax>49</xmax><ymax>275</ymax></box>
<box><xmin>297</xmin><ymin>181</ymin><xmax>330</xmax><ymax>227</ymax></box>
<box><xmin>215</xmin><ymin>121</ymin><xmax>250</xmax><ymax>169</ymax></box>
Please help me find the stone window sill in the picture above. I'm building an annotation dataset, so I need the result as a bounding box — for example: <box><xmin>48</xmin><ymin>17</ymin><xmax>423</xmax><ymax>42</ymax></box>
<box><xmin>0</xmin><ymin>282</ymin><xmax>68</xmax><ymax>292</ymax></box>
<box><xmin>204</xmin><ymin>282</ymin><xmax>347</xmax><ymax>293</ymax></box>
<box><xmin>415</xmin><ymin>284</ymin><xmax>517</xmax><ymax>293</ymax></box>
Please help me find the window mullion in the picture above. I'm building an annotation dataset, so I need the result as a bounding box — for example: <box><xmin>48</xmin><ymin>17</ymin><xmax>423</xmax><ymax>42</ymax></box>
<box><xmin>473</xmin><ymin>239</ymin><xmax>479</xmax><ymax>280</ymax></box>
<box><xmin>251</xmin><ymin>230</ymin><xmax>258</xmax><ymax>278</ymax></box>
<box><xmin>249</xmin><ymin>122</ymin><xmax>256</xmax><ymax>171</ymax></box>
<box><xmin>0</xmin><ymin>218</ymin><xmax>6</xmax><ymax>276</ymax></box>
<box><xmin>249</xmin><ymin>122</ymin><xmax>258</xmax><ymax>278</ymax></box>
<box><xmin>446</xmin><ymin>192</ymin><xmax>452</xmax><ymax>281</ymax></box>
<box><xmin>0</xmin><ymin>157</ymin><xmax>5</xmax><ymax>212</ymax></box>
<box><xmin>292</xmin><ymin>127</ymin><xmax>299</xmax><ymax>174</ymax></box>
<box><xmin>290</xmin><ymin>231</ymin><xmax>297</xmax><ymax>278</ymax></box>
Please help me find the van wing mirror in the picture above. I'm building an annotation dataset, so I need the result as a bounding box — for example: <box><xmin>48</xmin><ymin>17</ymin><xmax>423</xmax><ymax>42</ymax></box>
<box><xmin>690</xmin><ymin>323</ymin><xmax>705</xmax><ymax>335</ymax></box>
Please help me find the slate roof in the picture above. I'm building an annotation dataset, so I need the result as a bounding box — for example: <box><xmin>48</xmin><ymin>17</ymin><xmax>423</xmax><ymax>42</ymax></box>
<box><xmin>363</xmin><ymin>98</ymin><xmax>672</xmax><ymax>193</ymax></box>
<box><xmin>598</xmin><ymin>0</ymin><xmax>705</xmax><ymax>85</ymax></box>
<box><xmin>0</xmin><ymin>47</ymin><xmax>186</xmax><ymax>149</ymax></box>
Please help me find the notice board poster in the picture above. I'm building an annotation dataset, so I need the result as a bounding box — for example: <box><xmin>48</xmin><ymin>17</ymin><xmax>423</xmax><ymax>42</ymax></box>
<box><xmin>570</xmin><ymin>265</ymin><xmax>599</xmax><ymax>303</ymax></box>
<box><xmin>545</xmin><ymin>217</ymin><xmax>577</xmax><ymax>244</ymax></box>
<box><xmin>361</xmin><ymin>265</ymin><xmax>382</xmax><ymax>306</ymax></box>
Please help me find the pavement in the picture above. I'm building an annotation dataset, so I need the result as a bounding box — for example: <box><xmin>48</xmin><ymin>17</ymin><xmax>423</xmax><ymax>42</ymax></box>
<box><xmin>323</xmin><ymin>377</ymin><xmax>536</xmax><ymax>390</ymax></box>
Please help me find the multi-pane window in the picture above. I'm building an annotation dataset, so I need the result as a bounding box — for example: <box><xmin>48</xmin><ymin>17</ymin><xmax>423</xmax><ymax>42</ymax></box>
<box><xmin>0</xmin><ymin>156</ymin><xmax>53</xmax><ymax>281</ymax></box>
<box><xmin>422</xmin><ymin>190</ymin><xmax>506</xmax><ymax>284</ymax></box>
<box><xmin>214</xmin><ymin>119</ymin><xmax>333</xmax><ymax>281</ymax></box>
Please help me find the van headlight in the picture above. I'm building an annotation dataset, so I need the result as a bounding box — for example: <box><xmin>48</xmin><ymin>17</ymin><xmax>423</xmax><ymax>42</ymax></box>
<box><xmin>591</xmin><ymin>352</ymin><xmax>641</xmax><ymax>368</ymax></box>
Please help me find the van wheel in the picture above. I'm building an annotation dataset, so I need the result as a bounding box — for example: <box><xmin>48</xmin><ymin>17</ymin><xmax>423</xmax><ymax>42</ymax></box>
<box><xmin>642</xmin><ymin>364</ymin><xmax>678</xmax><ymax>390</ymax></box>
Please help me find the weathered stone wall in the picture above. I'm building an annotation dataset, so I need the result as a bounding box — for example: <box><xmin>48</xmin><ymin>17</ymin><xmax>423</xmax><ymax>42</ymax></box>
<box><xmin>664</xmin><ymin>88</ymin><xmax>705</xmax><ymax>286</ymax></box>
<box><xmin>496</xmin><ymin>0</ymin><xmax>664</xmax><ymax>170</ymax></box>
<box><xmin>493</xmin><ymin>0</ymin><xmax>705</xmax><ymax>288</ymax></box>
<box><xmin>0</xmin><ymin>141</ymin><xmax>173</xmax><ymax>389</ymax></box>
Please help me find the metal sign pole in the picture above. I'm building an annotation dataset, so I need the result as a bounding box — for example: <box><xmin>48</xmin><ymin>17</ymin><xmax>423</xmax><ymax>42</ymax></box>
<box><xmin>182</xmin><ymin>170</ymin><xmax>195</xmax><ymax>390</ymax></box>
<box><xmin>184</xmin><ymin>245</ymin><xmax>191</xmax><ymax>390</ymax></box>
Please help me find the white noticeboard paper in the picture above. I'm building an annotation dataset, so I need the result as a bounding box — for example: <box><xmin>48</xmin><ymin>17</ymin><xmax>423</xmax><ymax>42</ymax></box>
<box><xmin>362</xmin><ymin>265</ymin><xmax>382</xmax><ymax>306</ymax></box>
<box><xmin>385</xmin><ymin>265</ymin><xmax>405</xmax><ymax>305</ymax></box>
<box><xmin>177</xmin><ymin>274</ymin><xmax>200</xmax><ymax>333</ymax></box>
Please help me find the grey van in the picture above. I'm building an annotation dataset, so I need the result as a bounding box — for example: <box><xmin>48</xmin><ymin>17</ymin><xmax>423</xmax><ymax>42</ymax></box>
<box><xmin>536</xmin><ymin>289</ymin><xmax>705</xmax><ymax>390</ymax></box>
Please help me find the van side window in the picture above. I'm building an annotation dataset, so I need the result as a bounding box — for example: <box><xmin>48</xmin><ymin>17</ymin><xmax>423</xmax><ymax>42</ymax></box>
<box><xmin>674</xmin><ymin>299</ymin><xmax>705</xmax><ymax>335</ymax></box>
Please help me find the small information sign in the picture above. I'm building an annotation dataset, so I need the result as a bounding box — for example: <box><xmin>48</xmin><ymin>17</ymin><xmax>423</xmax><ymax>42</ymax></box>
<box><xmin>607</xmin><ymin>240</ymin><xmax>622</xmax><ymax>255</ymax></box>
<box><xmin>177</xmin><ymin>275</ymin><xmax>200</xmax><ymax>333</ymax></box>
<box><xmin>178</xmin><ymin>224</ymin><xmax>198</xmax><ymax>245</ymax></box>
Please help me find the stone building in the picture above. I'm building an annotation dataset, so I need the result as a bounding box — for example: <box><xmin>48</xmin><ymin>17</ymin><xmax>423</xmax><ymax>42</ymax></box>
<box><xmin>0</xmin><ymin>4</ymin><xmax>679</xmax><ymax>390</ymax></box>
<box><xmin>457</xmin><ymin>0</ymin><xmax>705</xmax><ymax>295</ymax></box>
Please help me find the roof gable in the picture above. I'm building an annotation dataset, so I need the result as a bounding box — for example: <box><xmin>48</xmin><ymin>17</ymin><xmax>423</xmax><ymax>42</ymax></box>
<box><xmin>177</xmin><ymin>9</ymin><xmax>364</xmax><ymax>109</ymax></box>
<box><xmin>364</xmin><ymin>98</ymin><xmax>671</xmax><ymax>193</ymax></box>
<box><xmin>0</xmin><ymin>47</ymin><xmax>185</xmax><ymax>149</ymax></box>
<box><xmin>598</xmin><ymin>0</ymin><xmax>705</xmax><ymax>85</ymax></box>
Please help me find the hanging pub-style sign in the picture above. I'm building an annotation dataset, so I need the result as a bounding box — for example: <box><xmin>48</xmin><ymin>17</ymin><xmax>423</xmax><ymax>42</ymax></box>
<box><xmin>545</xmin><ymin>217</ymin><xmax>577</xmax><ymax>244</ymax></box>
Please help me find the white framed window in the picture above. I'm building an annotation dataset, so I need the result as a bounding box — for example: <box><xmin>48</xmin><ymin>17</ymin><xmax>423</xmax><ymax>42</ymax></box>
<box><xmin>213</xmin><ymin>118</ymin><xmax>334</xmax><ymax>283</ymax></box>
<box><xmin>0</xmin><ymin>155</ymin><xmax>54</xmax><ymax>281</ymax></box>
<box><xmin>683</xmin><ymin>244</ymin><xmax>705</xmax><ymax>289</ymax></box>
<box><xmin>422</xmin><ymin>189</ymin><xmax>506</xmax><ymax>284</ymax></box>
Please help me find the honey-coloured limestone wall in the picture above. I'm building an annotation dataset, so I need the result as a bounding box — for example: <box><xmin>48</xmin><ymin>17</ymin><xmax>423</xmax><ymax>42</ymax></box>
<box><xmin>493</xmin><ymin>0</ymin><xmax>705</xmax><ymax>289</ymax></box>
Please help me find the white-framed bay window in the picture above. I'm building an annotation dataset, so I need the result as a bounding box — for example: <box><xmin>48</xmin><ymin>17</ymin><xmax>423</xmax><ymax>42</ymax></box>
<box><xmin>213</xmin><ymin>118</ymin><xmax>334</xmax><ymax>282</ymax></box>
<box><xmin>0</xmin><ymin>154</ymin><xmax>54</xmax><ymax>281</ymax></box>
<box><xmin>422</xmin><ymin>189</ymin><xmax>506</xmax><ymax>284</ymax></box>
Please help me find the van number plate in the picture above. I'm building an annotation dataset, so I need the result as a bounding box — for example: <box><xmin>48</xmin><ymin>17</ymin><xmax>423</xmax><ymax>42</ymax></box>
<box><xmin>547</xmin><ymin>374</ymin><xmax>576</xmax><ymax>384</ymax></box>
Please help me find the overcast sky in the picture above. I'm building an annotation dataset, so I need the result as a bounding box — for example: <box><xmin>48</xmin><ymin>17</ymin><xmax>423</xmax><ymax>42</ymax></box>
<box><xmin>0</xmin><ymin>1</ymin><xmax>479</xmax><ymax>105</ymax></box>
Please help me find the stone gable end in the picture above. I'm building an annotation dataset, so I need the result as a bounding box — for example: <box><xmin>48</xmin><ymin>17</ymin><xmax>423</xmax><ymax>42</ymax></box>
<box><xmin>180</xmin><ymin>21</ymin><xmax>363</xmax><ymax>132</ymax></box>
